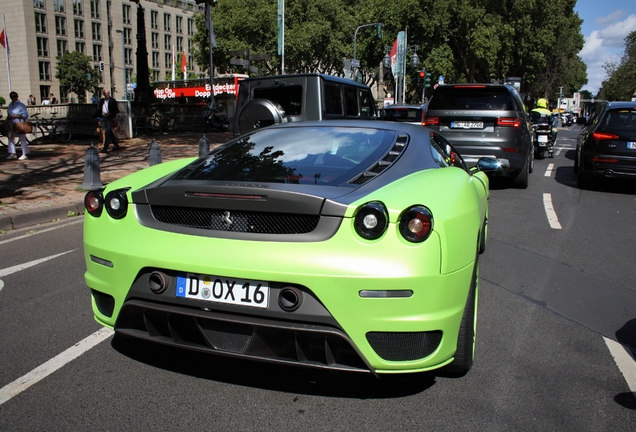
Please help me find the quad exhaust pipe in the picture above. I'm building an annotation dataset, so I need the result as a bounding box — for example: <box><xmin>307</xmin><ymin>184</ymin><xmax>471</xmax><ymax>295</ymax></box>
<box><xmin>149</xmin><ymin>271</ymin><xmax>170</xmax><ymax>294</ymax></box>
<box><xmin>278</xmin><ymin>286</ymin><xmax>303</xmax><ymax>312</ymax></box>
<box><xmin>605</xmin><ymin>170</ymin><xmax>615</xmax><ymax>178</ymax></box>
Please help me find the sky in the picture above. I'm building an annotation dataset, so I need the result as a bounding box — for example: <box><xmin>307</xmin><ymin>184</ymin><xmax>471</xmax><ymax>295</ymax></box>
<box><xmin>575</xmin><ymin>0</ymin><xmax>636</xmax><ymax>95</ymax></box>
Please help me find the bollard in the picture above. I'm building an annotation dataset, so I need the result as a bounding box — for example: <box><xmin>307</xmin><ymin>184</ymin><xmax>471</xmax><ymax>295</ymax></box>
<box><xmin>81</xmin><ymin>142</ymin><xmax>103</xmax><ymax>190</ymax></box>
<box><xmin>149</xmin><ymin>138</ymin><xmax>162</xmax><ymax>166</ymax></box>
<box><xmin>198</xmin><ymin>134</ymin><xmax>210</xmax><ymax>158</ymax></box>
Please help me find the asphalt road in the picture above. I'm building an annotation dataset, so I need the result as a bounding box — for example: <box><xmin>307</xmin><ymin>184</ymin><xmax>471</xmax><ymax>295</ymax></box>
<box><xmin>0</xmin><ymin>125</ymin><xmax>635</xmax><ymax>430</ymax></box>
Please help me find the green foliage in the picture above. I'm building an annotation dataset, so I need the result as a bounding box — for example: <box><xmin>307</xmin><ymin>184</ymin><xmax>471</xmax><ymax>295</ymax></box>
<box><xmin>598</xmin><ymin>31</ymin><xmax>636</xmax><ymax>101</ymax></box>
<box><xmin>0</xmin><ymin>96</ymin><xmax>5</xmax><ymax>106</ymax></box>
<box><xmin>55</xmin><ymin>51</ymin><xmax>102</xmax><ymax>103</ymax></box>
<box><xmin>190</xmin><ymin>0</ymin><xmax>588</xmax><ymax>100</ymax></box>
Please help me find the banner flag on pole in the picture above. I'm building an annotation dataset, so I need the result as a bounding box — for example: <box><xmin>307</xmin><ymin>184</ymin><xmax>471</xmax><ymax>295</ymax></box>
<box><xmin>0</xmin><ymin>29</ymin><xmax>9</xmax><ymax>60</ymax></box>
<box><xmin>389</xmin><ymin>37</ymin><xmax>398</xmax><ymax>77</ymax></box>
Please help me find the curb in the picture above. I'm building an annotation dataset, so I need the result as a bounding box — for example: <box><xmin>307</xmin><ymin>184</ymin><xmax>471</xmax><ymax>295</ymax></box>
<box><xmin>0</xmin><ymin>202</ymin><xmax>85</xmax><ymax>232</ymax></box>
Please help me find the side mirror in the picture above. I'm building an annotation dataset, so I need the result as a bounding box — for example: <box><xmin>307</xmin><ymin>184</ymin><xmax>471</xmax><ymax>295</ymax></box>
<box><xmin>476</xmin><ymin>157</ymin><xmax>506</xmax><ymax>173</ymax></box>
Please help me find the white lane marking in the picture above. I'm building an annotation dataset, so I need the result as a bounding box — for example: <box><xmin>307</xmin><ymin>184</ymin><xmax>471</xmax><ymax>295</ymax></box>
<box><xmin>604</xmin><ymin>337</ymin><xmax>636</xmax><ymax>392</ymax></box>
<box><xmin>0</xmin><ymin>328</ymin><xmax>114</xmax><ymax>405</ymax></box>
<box><xmin>0</xmin><ymin>218</ymin><xmax>83</xmax><ymax>246</ymax></box>
<box><xmin>543</xmin><ymin>193</ymin><xmax>562</xmax><ymax>229</ymax></box>
<box><xmin>0</xmin><ymin>250</ymin><xmax>77</xmax><ymax>278</ymax></box>
<box><xmin>545</xmin><ymin>163</ymin><xmax>555</xmax><ymax>177</ymax></box>
<box><xmin>555</xmin><ymin>148</ymin><xmax>562</xmax><ymax>156</ymax></box>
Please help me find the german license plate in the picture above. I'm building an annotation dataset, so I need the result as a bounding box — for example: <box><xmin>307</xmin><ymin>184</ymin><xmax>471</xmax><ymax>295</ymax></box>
<box><xmin>537</xmin><ymin>135</ymin><xmax>548</xmax><ymax>143</ymax></box>
<box><xmin>627</xmin><ymin>142</ymin><xmax>636</xmax><ymax>149</ymax></box>
<box><xmin>176</xmin><ymin>273</ymin><xmax>269</xmax><ymax>308</ymax></box>
<box><xmin>451</xmin><ymin>121</ymin><xmax>483</xmax><ymax>129</ymax></box>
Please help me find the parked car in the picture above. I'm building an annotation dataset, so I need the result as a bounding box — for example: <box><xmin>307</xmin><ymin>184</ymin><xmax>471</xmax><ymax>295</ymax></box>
<box><xmin>423</xmin><ymin>83</ymin><xmax>534</xmax><ymax>188</ymax></box>
<box><xmin>574</xmin><ymin>101</ymin><xmax>636</xmax><ymax>188</ymax></box>
<box><xmin>83</xmin><ymin>120</ymin><xmax>502</xmax><ymax>377</ymax></box>
<box><xmin>233</xmin><ymin>73</ymin><xmax>377</xmax><ymax>136</ymax></box>
<box><xmin>380</xmin><ymin>104</ymin><xmax>426</xmax><ymax>124</ymax></box>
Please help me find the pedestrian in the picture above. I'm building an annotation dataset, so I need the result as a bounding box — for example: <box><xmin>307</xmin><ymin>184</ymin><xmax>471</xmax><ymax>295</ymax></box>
<box><xmin>50</xmin><ymin>93</ymin><xmax>59</xmax><ymax>104</ymax></box>
<box><xmin>27</xmin><ymin>95</ymin><xmax>37</xmax><ymax>105</ymax></box>
<box><xmin>91</xmin><ymin>94</ymin><xmax>98</xmax><ymax>104</ymax></box>
<box><xmin>93</xmin><ymin>89</ymin><xmax>120</xmax><ymax>152</ymax></box>
<box><xmin>6</xmin><ymin>92</ymin><xmax>31</xmax><ymax>160</ymax></box>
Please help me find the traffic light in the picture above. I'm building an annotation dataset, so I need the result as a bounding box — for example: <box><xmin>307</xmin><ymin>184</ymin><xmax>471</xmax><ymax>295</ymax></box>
<box><xmin>376</xmin><ymin>23</ymin><xmax>383</xmax><ymax>39</ymax></box>
<box><xmin>425</xmin><ymin>72</ymin><xmax>432</xmax><ymax>88</ymax></box>
<box><xmin>99</xmin><ymin>61</ymin><xmax>104</xmax><ymax>72</ymax></box>
<box><xmin>418</xmin><ymin>70</ymin><xmax>426</xmax><ymax>82</ymax></box>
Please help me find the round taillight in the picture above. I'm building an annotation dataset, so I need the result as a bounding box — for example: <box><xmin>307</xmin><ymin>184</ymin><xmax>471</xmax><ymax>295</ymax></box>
<box><xmin>399</xmin><ymin>206</ymin><xmax>433</xmax><ymax>243</ymax></box>
<box><xmin>354</xmin><ymin>202</ymin><xmax>389</xmax><ymax>240</ymax></box>
<box><xmin>104</xmin><ymin>189</ymin><xmax>128</xmax><ymax>219</ymax></box>
<box><xmin>84</xmin><ymin>190</ymin><xmax>104</xmax><ymax>217</ymax></box>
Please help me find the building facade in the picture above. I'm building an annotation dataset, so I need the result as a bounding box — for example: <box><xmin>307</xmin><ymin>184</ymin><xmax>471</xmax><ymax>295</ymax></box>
<box><xmin>0</xmin><ymin>0</ymin><xmax>204</xmax><ymax>104</ymax></box>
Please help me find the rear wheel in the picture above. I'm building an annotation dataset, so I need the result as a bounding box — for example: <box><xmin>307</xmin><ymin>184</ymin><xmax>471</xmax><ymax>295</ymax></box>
<box><xmin>443</xmin><ymin>260</ymin><xmax>478</xmax><ymax>376</ymax></box>
<box><xmin>53</xmin><ymin>120</ymin><xmax>72</xmax><ymax>142</ymax></box>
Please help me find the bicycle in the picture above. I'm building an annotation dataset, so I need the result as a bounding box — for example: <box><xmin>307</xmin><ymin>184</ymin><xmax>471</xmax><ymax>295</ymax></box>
<box><xmin>26</xmin><ymin>112</ymin><xmax>73</xmax><ymax>143</ymax></box>
<box><xmin>132</xmin><ymin>110</ymin><xmax>180</xmax><ymax>137</ymax></box>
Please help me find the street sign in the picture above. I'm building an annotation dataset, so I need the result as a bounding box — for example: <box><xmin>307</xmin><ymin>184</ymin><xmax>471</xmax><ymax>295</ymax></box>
<box><xmin>249</xmin><ymin>53</ymin><xmax>270</xmax><ymax>61</ymax></box>
<box><xmin>351</xmin><ymin>59</ymin><xmax>360</xmax><ymax>68</ymax></box>
<box><xmin>230</xmin><ymin>49</ymin><xmax>250</xmax><ymax>57</ymax></box>
<box><xmin>249</xmin><ymin>66</ymin><xmax>259</xmax><ymax>74</ymax></box>
<box><xmin>230</xmin><ymin>58</ymin><xmax>250</xmax><ymax>66</ymax></box>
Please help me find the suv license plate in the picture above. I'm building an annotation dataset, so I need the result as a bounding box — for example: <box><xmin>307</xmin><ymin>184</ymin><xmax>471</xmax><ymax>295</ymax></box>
<box><xmin>176</xmin><ymin>273</ymin><xmax>269</xmax><ymax>308</ymax></box>
<box><xmin>628</xmin><ymin>142</ymin><xmax>636</xmax><ymax>149</ymax></box>
<box><xmin>537</xmin><ymin>135</ymin><xmax>548</xmax><ymax>143</ymax></box>
<box><xmin>451</xmin><ymin>121</ymin><xmax>483</xmax><ymax>129</ymax></box>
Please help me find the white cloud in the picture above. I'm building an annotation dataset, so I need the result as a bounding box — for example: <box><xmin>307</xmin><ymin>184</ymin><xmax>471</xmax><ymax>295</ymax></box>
<box><xmin>580</xmin><ymin>13</ymin><xmax>636</xmax><ymax>93</ymax></box>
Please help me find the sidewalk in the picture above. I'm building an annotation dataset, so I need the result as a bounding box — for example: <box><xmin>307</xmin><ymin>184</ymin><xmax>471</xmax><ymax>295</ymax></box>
<box><xmin>0</xmin><ymin>131</ymin><xmax>232</xmax><ymax>232</ymax></box>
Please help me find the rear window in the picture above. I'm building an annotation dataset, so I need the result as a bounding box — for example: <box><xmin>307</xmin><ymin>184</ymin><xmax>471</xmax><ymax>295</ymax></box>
<box><xmin>428</xmin><ymin>87</ymin><xmax>514</xmax><ymax>111</ymax></box>
<box><xmin>173</xmin><ymin>127</ymin><xmax>396</xmax><ymax>185</ymax></box>
<box><xmin>254</xmin><ymin>85</ymin><xmax>303</xmax><ymax>116</ymax></box>
<box><xmin>599</xmin><ymin>108</ymin><xmax>636</xmax><ymax>131</ymax></box>
<box><xmin>382</xmin><ymin>107</ymin><xmax>423</xmax><ymax>122</ymax></box>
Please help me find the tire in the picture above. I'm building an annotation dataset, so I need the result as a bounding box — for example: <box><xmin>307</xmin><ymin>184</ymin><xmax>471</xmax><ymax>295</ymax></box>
<box><xmin>237</xmin><ymin>99</ymin><xmax>287</xmax><ymax>135</ymax></box>
<box><xmin>528</xmin><ymin>146</ymin><xmax>535</xmax><ymax>174</ymax></box>
<box><xmin>53</xmin><ymin>121</ymin><xmax>72</xmax><ymax>142</ymax></box>
<box><xmin>512</xmin><ymin>155</ymin><xmax>529</xmax><ymax>189</ymax></box>
<box><xmin>443</xmin><ymin>260</ymin><xmax>478</xmax><ymax>376</ymax></box>
<box><xmin>573</xmin><ymin>155</ymin><xmax>579</xmax><ymax>174</ymax></box>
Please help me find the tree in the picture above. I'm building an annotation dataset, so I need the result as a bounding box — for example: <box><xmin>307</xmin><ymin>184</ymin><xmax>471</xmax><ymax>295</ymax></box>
<box><xmin>598</xmin><ymin>31</ymin><xmax>636</xmax><ymax>101</ymax></box>
<box><xmin>55</xmin><ymin>51</ymin><xmax>101</xmax><ymax>103</ymax></box>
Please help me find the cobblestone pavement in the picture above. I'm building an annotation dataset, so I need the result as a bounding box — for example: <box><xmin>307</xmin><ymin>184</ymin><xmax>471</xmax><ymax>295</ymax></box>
<box><xmin>0</xmin><ymin>131</ymin><xmax>231</xmax><ymax>228</ymax></box>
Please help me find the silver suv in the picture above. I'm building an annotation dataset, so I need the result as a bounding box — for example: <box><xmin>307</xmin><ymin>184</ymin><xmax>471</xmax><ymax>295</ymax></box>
<box><xmin>423</xmin><ymin>84</ymin><xmax>533</xmax><ymax>188</ymax></box>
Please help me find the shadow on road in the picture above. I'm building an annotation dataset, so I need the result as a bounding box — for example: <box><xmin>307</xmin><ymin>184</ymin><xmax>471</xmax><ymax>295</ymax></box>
<box><xmin>111</xmin><ymin>334</ymin><xmax>437</xmax><ymax>398</ymax></box>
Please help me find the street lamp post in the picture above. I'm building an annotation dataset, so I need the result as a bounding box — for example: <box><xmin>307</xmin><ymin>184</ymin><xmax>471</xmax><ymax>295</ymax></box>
<box><xmin>116</xmin><ymin>29</ymin><xmax>126</xmax><ymax>100</ymax></box>
<box><xmin>352</xmin><ymin>22</ymin><xmax>382</xmax><ymax>80</ymax></box>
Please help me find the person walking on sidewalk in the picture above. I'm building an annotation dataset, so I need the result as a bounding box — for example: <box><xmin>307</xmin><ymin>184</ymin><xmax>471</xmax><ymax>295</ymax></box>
<box><xmin>6</xmin><ymin>92</ymin><xmax>31</xmax><ymax>161</ymax></box>
<box><xmin>93</xmin><ymin>89</ymin><xmax>120</xmax><ymax>153</ymax></box>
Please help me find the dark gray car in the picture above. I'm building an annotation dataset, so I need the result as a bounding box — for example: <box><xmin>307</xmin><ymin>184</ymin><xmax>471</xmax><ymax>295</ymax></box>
<box><xmin>423</xmin><ymin>84</ymin><xmax>533</xmax><ymax>188</ymax></box>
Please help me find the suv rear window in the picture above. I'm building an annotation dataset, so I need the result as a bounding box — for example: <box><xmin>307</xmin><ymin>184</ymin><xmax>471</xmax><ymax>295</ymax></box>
<box><xmin>254</xmin><ymin>85</ymin><xmax>303</xmax><ymax>116</ymax></box>
<box><xmin>428</xmin><ymin>87</ymin><xmax>514</xmax><ymax>111</ymax></box>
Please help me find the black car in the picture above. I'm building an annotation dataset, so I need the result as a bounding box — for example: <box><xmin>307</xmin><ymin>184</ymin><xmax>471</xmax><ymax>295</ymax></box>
<box><xmin>575</xmin><ymin>101</ymin><xmax>636</xmax><ymax>188</ymax></box>
<box><xmin>423</xmin><ymin>84</ymin><xmax>534</xmax><ymax>188</ymax></box>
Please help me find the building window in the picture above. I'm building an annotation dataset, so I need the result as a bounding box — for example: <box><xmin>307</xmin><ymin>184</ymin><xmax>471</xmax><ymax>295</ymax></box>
<box><xmin>125</xmin><ymin>48</ymin><xmax>133</xmax><ymax>65</ymax></box>
<box><xmin>37</xmin><ymin>37</ymin><xmax>49</xmax><ymax>57</ymax></box>
<box><xmin>151</xmin><ymin>32</ymin><xmax>159</xmax><ymax>49</ymax></box>
<box><xmin>163</xmin><ymin>13</ymin><xmax>171</xmax><ymax>32</ymax></box>
<box><xmin>55</xmin><ymin>16</ymin><xmax>67</xmax><ymax>36</ymax></box>
<box><xmin>76</xmin><ymin>41</ymin><xmax>85</xmax><ymax>53</ymax></box>
<box><xmin>74</xmin><ymin>19</ymin><xmax>84</xmax><ymax>38</ymax></box>
<box><xmin>39</xmin><ymin>61</ymin><xmax>51</xmax><ymax>81</ymax></box>
<box><xmin>151</xmin><ymin>69</ymin><xmax>159</xmax><ymax>83</ymax></box>
<box><xmin>35</xmin><ymin>12</ymin><xmax>47</xmax><ymax>33</ymax></box>
<box><xmin>187</xmin><ymin>18</ymin><xmax>194</xmax><ymax>36</ymax></box>
<box><xmin>34</xmin><ymin>0</ymin><xmax>46</xmax><ymax>10</ymax></box>
<box><xmin>57</xmin><ymin>39</ymin><xmax>68</xmax><ymax>56</ymax></box>
<box><xmin>90</xmin><ymin>0</ymin><xmax>99</xmax><ymax>19</ymax></box>
<box><xmin>176</xmin><ymin>16</ymin><xmax>183</xmax><ymax>34</ymax></box>
<box><xmin>164</xmin><ymin>34</ymin><xmax>171</xmax><ymax>51</ymax></box>
<box><xmin>164</xmin><ymin>52</ymin><xmax>172</xmax><ymax>69</ymax></box>
<box><xmin>122</xmin><ymin>3</ymin><xmax>131</xmax><ymax>25</ymax></box>
<box><xmin>176</xmin><ymin>36</ymin><xmax>183</xmax><ymax>52</ymax></box>
<box><xmin>92</xmin><ymin>44</ymin><xmax>102</xmax><ymax>61</ymax></box>
<box><xmin>91</xmin><ymin>22</ymin><xmax>101</xmax><ymax>40</ymax></box>
<box><xmin>150</xmin><ymin>10</ymin><xmax>158</xmax><ymax>30</ymax></box>
<box><xmin>73</xmin><ymin>0</ymin><xmax>83</xmax><ymax>16</ymax></box>
<box><xmin>53</xmin><ymin>0</ymin><xmax>65</xmax><ymax>12</ymax></box>
<box><xmin>123</xmin><ymin>27</ymin><xmax>132</xmax><ymax>45</ymax></box>
<box><xmin>152</xmin><ymin>51</ymin><xmax>160</xmax><ymax>68</ymax></box>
